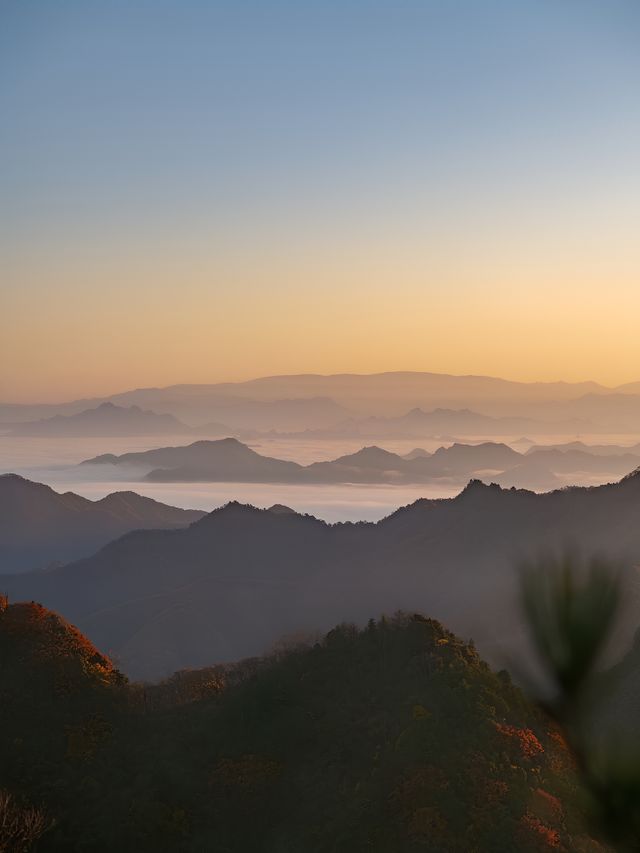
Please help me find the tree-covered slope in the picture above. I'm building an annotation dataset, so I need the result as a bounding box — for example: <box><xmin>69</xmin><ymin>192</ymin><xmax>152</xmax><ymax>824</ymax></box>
<box><xmin>0</xmin><ymin>602</ymin><xmax>606</xmax><ymax>852</ymax></box>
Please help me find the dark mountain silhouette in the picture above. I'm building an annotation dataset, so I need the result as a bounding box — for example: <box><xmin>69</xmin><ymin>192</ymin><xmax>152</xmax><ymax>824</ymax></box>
<box><xmin>6</xmin><ymin>472</ymin><xmax>640</xmax><ymax>680</ymax></box>
<box><xmin>0</xmin><ymin>603</ymin><xmax>600</xmax><ymax>852</ymax></box>
<box><xmin>80</xmin><ymin>436</ymin><xmax>638</xmax><ymax>488</ymax></box>
<box><xmin>7</xmin><ymin>402</ymin><xmax>192</xmax><ymax>437</ymax></box>
<box><xmin>302</xmin><ymin>445</ymin><xmax>416</xmax><ymax>483</ymax></box>
<box><xmin>83</xmin><ymin>437</ymin><xmax>303</xmax><ymax>482</ymax></box>
<box><xmin>0</xmin><ymin>474</ymin><xmax>205</xmax><ymax>573</ymax></box>
<box><xmin>266</xmin><ymin>503</ymin><xmax>296</xmax><ymax>514</ymax></box>
<box><xmin>83</xmin><ymin>437</ymin><xmax>517</xmax><ymax>483</ymax></box>
<box><xmin>412</xmin><ymin>441</ymin><xmax>521</xmax><ymax>475</ymax></box>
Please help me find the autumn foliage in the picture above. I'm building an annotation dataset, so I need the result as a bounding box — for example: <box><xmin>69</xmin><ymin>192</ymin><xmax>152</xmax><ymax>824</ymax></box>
<box><xmin>0</xmin><ymin>604</ymin><xmax>605</xmax><ymax>852</ymax></box>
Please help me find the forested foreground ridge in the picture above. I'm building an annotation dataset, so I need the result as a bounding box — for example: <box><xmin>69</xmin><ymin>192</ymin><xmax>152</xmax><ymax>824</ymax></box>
<box><xmin>0</xmin><ymin>601</ymin><xmax>607</xmax><ymax>852</ymax></box>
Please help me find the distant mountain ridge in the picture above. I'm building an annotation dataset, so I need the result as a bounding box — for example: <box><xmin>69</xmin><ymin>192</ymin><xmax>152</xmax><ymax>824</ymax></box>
<box><xmin>1</xmin><ymin>394</ymin><xmax>350</xmax><ymax>432</ymax></box>
<box><xmin>0</xmin><ymin>474</ymin><xmax>205</xmax><ymax>572</ymax></box>
<box><xmin>6</xmin><ymin>471</ymin><xmax>640</xmax><ymax>679</ymax></box>
<box><xmin>6</xmin><ymin>402</ymin><xmax>193</xmax><ymax>437</ymax></box>
<box><xmin>3</xmin><ymin>370</ymin><xmax>637</xmax><ymax>426</ymax></box>
<box><xmin>80</xmin><ymin>435</ymin><xmax>640</xmax><ymax>488</ymax></box>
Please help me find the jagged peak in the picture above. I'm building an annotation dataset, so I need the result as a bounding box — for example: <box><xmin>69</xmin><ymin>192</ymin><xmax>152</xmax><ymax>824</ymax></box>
<box><xmin>457</xmin><ymin>478</ymin><xmax>503</xmax><ymax>498</ymax></box>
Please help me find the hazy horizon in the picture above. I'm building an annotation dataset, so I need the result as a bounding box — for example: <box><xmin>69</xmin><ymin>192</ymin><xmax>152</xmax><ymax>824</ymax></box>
<box><xmin>3</xmin><ymin>367</ymin><xmax>640</xmax><ymax>407</ymax></box>
<box><xmin>3</xmin><ymin>1</ymin><xmax>640</xmax><ymax>401</ymax></box>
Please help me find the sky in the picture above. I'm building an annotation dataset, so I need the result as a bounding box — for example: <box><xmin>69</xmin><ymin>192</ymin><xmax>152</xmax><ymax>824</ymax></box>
<box><xmin>2</xmin><ymin>0</ymin><xmax>640</xmax><ymax>402</ymax></box>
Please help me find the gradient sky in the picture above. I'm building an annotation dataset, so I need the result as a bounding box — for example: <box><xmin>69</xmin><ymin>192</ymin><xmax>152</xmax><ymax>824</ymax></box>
<box><xmin>2</xmin><ymin>0</ymin><xmax>640</xmax><ymax>402</ymax></box>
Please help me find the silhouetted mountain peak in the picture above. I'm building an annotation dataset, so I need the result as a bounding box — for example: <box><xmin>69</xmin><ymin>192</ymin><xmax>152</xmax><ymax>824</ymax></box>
<box><xmin>457</xmin><ymin>478</ymin><xmax>505</xmax><ymax>499</ymax></box>
<box><xmin>1</xmin><ymin>472</ymin><xmax>47</xmax><ymax>490</ymax></box>
<box><xmin>198</xmin><ymin>500</ymin><xmax>264</xmax><ymax>521</ymax></box>
<box><xmin>0</xmin><ymin>476</ymin><xmax>206</xmax><ymax>573</ymax></box>
<box><xmin>335</xmin><ymin>445</ymin><xmax>402</xmax><ymax>467</ymax></box>
<box><xmin>268</xmin><ymin>504</ymin><xmax>296</xmax><ymax>515</ymax></box>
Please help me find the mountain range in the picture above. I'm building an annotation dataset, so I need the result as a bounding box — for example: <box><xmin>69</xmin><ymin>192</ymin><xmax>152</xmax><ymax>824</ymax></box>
<box><xmin>0</xmin><ymin>473</ymin><xmax>205</xmax><ymax>572</ymax></box>
<box><xmin>5</xmin><ymin>472</ymin><xmax>640</xmax><ymax>680</ymax></box>
<box><xmin>2</xmin><ymin>402</ymin><xmax>230</xmax><ymax>438</ymax></box>
<box><xmin>79</xmin><ymin>436</ymin><xmax>640</xmax><ymax>489</ymax></box>
<box><xmin>5</xmin><ymin>370</ymin><xmax>640</xmax><ymax>432</ymax></box>
<box><xmin>0</xmin><ymin>393</ymin><xmax>349</xmax><ymax>433</ymax></box>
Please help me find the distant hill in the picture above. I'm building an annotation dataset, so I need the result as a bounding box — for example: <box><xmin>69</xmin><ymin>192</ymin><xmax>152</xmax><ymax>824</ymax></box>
<box><xmin>413</xmin><ymin>441</ymin><xmax>521</xmax><ymax>475</ymax></box>
<box><xmin>402</xmin><ymin>447</ymin><xmax>432</xmax><ymax>460</ymax></box>
<box><xmin>0</xmin><ymin>370</ymin><xmax>621</xmax><ymax>425</ymax></box>
<box><xmin>0</xmin><ymin>474</ymin><xmax>205</xmax><ymax>572</ymax></box>
<box><xmin>7</xmin><ymin>371</ymin><xmax>640</xmax><ymax>435</ymax></box>
<box><xmin>0</xmin><ymin>603</ymin><xmax>603</xmax><ymax>852</ymax></box>
<box><xmin>80</xmin><ymin>436</ymin><xmax>640</xmax><ymax>488</ymax></box>
<box><xmin>290</xmin><ymin>406</ymin><xmax>591</xmax><ymax>438</ymax></box>
<box><xmin>7</xmin><ymin>402</ymin><xmax>192</xmax><ymax>437</ymax></box>
<box><xmin>7</xmin><ymin>472</ymin><xmax>640</xmax><ymax>680</ymax></box>
<box><xmin>82</xmin><ymin>437</ymin><xmax>304</xmax><ymax>482</ymax></box>
<box><xmin>524</xmin><ymin>447</ymin><xmax>640</xmax><ymax>475</ymax></box>
<box><xmin>114</xmin><ymin>372</ymin><xmax>607</xmax><ymax>417</ymax></box>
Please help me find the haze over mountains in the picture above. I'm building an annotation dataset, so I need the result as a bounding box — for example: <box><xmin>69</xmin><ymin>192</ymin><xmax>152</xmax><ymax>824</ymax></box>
<box><xmin>6</xmin><ymin>471</ymin><xmax>640</xmax><ymax>680</ymax></box>
<box><xmin>79</xmin><ymin>436</ymin><xmax>640</xmax><ymax>491</ymax></box>
<box><xmin>4</xmin><ymin>402</ymin><xmax>195</xmax><ymax>437</ymax></box>
<box><xmin>5</xmin><ymin>371</ymin><xmax>640</xmax><ymax>434</ymax></box>
<box><xmin>0</xmin><ymin>391</ymin><xmax>349</xmax><ymax>433</ymax></box>
<box><xmin>0</xmin><ymin>473</ymin><xmax>205</xmax><ymax>572</ymax></box>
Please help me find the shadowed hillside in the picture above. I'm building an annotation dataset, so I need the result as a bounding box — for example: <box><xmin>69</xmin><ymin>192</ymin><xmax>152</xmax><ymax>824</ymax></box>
<box><xmin>0</xmin><ymin>474</ymin><xmax>205</xmax><ymax>572</ymax></box>
<box><xmin>0</xmin><ymin>602</ymin><xmax>607</xmax><ymax>852</ymax></box>
<box><xmin>6</xmin><ymin>473</ymin><xmax>640</xmax><ymax>679</ymax></box>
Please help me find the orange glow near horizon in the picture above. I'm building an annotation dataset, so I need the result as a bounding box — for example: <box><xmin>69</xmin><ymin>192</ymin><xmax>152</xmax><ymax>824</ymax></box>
<box><xmin>3</xmin><ymin>4</ymin><xmax>640</xmax><ymax>403</ymax></box>
<box><xmin>3</xmin><ymin>217</ymin><xmax>640</xmax><ymax>402</ymax></box>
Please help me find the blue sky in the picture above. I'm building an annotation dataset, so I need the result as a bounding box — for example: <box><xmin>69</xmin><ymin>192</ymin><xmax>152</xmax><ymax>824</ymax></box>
<box><xmin>2</xmin><ymin>1</ymin><xmax>640</xmax><ymax>399</ymax></box>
